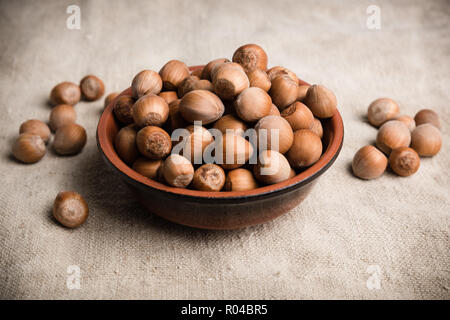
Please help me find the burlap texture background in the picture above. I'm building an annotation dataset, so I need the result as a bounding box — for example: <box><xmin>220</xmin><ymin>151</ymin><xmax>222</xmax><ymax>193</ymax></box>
<box><xmin>0</xmin><ymin>0</ymin><xmax>449</xmax><ymax>299</ymax></box>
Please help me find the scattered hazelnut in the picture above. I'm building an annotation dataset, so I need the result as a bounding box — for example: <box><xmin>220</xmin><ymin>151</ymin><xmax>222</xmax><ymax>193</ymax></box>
<box><xmin>131</xmin><ymin>70</ymin><xmax>162</xmax><ymax>99</ymax></box>
<box><xmin>49</xmin><ymin>104</ymin><xmax>77</xmax><ymax>132</ymax></box>
<box><xmin>304</xmin><ymin>84</ymin><xmax>337</xmax><ymax>119</ymax></box>
<box><xmin>247</xmin><ymin>69</ymin><xmax>271</xmax><ymax>92</ymax></box>
<box><xmin>80</xmin><ymin>75</ymin><xmax>104</xmax><ymax>101</ymax></box>
<box><xmin>411</xmin><ymin>124</ymin><xmax>442</xmax><ymax>157</ymax></box>
<box><xmin>376</xmin><ymin>120</ymin><xmax>411</xmax><ymax>155</ymax></box>
<box><xmin>281</xmin><ymin>101</ymin><xmax>314</xmax><ymax>131</ymax></box>
<box><xmin>253</xmin><ymin>150</ymin><xmax>292</xmax><ymax>185</ymax></box>
<box><xmin>310</xmin><ymin>118</ymin><xmax>323</xmax><ymax>139</ymax></box>
<box><xmin>50</xmin><ymin>82</ymin><xmax>81</xmax><ymax>106</ymax></box>
<box><xmin>287</xmin><ymin>129</ymin><xmax>322</xmax><ymax>168</ymax></box>
<box><xmin>163</xmin><ymin>154</ymin><xmax>194</xmax><ymax>188</ymax></box>
<box><xmin>132</xmin><ymin>94</ymin><xmax>169</xmax><ymax>127</ymax></box>
<box><xmin>179</xmin><ymin>90</ymin><xmax>225</xmax><ymax>124</ymax></box>
<box><xmin>53</xmin><ymin>191</ymin><xmax>88</xmax><ymax>228</ymax></box>
<box><xmin>224</xmin><ymin>168</ymin><xmax>258</xmax><ymax>191</ymax></box>
<box><xmin>53</xmin><ymin>123</ymin><xmax>87</xmax><ymax>155</ymax></box>
<box><xmin>232</xmin><ymin>44</ymin><xmax>268</xmax><ymax>72</ymax></box>
<box><xmin>136</xmin><ymin>126</ymin><xmax>172</xmax><ymax>159</ymax></box>
<box><xmin>12</xmin><ymin>133</ymin><xmax>46</xmax><ymax>163</ymax></box>
<box><xmin>219</xmin><ymin>133</ymin><xmax>254</xmax><ymax>170</ymax></box>
<box><xmin>367</xmin><ymin>98</ymin><xmax>400</xmax><ymax>127</ymax></box>
<box><xmin>235</xmin><ymin>87</ymin><xmax>272</xmax><ymax>122</ymax></box>
<box><xmin>255</xmin><ymin>115</ymin><xmax>294</xmax><ymax>154</ymax></box>
<box><xmin>104</xmin><ymin>92</ymin><xmax>119</xmax><ymax>109</ymax></box>
<box><xmin>297</xmin><ymin>85</ymin><xmax>310</xmax><ymax>102</ymax></box>
<box><xmin>414</xmin><ymin>109</ymin><xmax>441</xmax><ymax>129</ymax></box>
<box><xmin>213</xmin><ymin>64</ymin><xmax>250</xmax><ymax>100</ymax></box>
<box><xmin>213</xmin><ymin>114</ymin><xmax>248</xmax><ymax>136</ymax></box>
<box><xmin>269</xmin><ymin>75</ymin><xmax>298</xmax><ymax>110</ymax></box>
<box><xmin>159</xmin><ymin>60</ymin><xmax>190</xmax><ymax>90</ymax></box>
<box><xmin>201</xmin><ymin>58</ymin><xmax>230</xmax><ymax>81</ymax></box>
<box><xmin>19</xmin><ymin>119</ymin><xmax>51</xmax><ymax>143</ymax></box>
<box><xmin>192</xmin><ymin>163</ymin><xmax>226</xmax><ymax>191</ymax></box>
<box><xmin>389</xmin><ymin>147</ymin><xmax>420</xmax><ymax>177</ymax></box>
<box><xmin>132</xmin><ymin>157</ymin><xmax>163</xmax><ymax>179</ymax></box>
<box><xmin>352</xmin><ymin>145</ymin><xmax>388</xmax><ymax>180</ymax></box>
<box><xmin>158</xmin><ymin>91</ymin><xmax>178</xmax><ymax>105</ymax></box>
<box><xmin>395</xmin><ymin>115</ymin><xmax>416</xmax><ymax>132</ymax></box>
<box><xmin>115</xmin><ymin>125</ymin><xmax>139</xmax><ymax>164</ymax></box>
<box><xmin>113</xmin><ymin>95</ymin><xmax>135</xmax><ymax>125</ymax></box>
<box><xmin>267</xmin><ymin>66</ymin><xmax>299</xmax><ymax>83</ymax></box>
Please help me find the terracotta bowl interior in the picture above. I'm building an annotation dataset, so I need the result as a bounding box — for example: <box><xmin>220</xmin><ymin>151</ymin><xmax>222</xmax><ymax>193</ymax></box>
<box><xmin>97</xmin><ymin>66</ymin><xmax>344</xmax><ymax>199</ymax></box>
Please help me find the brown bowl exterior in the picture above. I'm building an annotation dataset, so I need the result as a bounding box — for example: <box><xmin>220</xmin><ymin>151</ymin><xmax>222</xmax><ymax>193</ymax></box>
<box><xmin>97</xmin><ymin>66</ymin><xmax>344</xmax><ymax>230</ymax></box>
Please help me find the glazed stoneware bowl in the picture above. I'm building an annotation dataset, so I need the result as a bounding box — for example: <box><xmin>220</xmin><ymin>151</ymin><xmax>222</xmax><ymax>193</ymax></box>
<box><xmin>97</xmin><ymin>66</ymin><xmax>344</xmax><ymax>230</ymax></box>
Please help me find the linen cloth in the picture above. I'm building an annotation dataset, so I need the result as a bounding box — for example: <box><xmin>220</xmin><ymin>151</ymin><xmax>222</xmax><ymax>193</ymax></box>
<box><xmin>0</xmin><ymin>0</ymin><xmax>449</xmax><ymax>299</ymax></box>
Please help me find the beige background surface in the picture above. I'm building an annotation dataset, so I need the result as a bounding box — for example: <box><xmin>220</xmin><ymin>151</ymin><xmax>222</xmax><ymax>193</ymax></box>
<box><xmin>0</xmin><ymin>0</ymin><xmax>449</xmax><ymax>299</ymax></box>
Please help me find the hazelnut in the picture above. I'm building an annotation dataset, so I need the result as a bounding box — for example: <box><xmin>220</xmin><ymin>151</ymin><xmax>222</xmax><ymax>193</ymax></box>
<box><xmin>352</xmin><ymin>145</ymin><xmax>388</xmax><ymax>180</ymax></box>
<box><xmin>414</xmin><ymin>109</ymin><xmax>441</xmax><ymax>129</ymax></box>
<box><xmin>367</xmin><ymin>98</ymin><xmax>400</xmax><ymax>127</ymax></box>
<box><xmin>104</xmin><ymin>92</ymin><xmax>119</xmax><ymax>109</ymax></box>
<box><xmin>201</xmin><ymin>58</ymin><xmax>230</xmax><ymax>81</ymax></box>
<box><xmin>131</xmin><ymin>70</ymin><xmax>162</xmax><ymax>99</ymax></box>
<box><xmin>192</xmin><ymin>163</ymin><xmax>226</xmax><ymax>191</ymax></box>
<box><xmin>269</xmin><ymin>75</ymin><xmax>298</xmax><ymax>110</ymax></box>
<box><xmin>213</xmin><ymin>64</ymin><xmax>249</xmax><ymax>100</ymax></box>
<box><xmin>247</xmin><ymin>69</ymin><xmax>271</xmax><ymax>92</ymax></box>
<box><xmin>178</xmin><ymin>76</ymin><xmax>214</xmax><ymax>98</ymax></box>
<box><xmin>132</xmin><ymin>157</ymin><xmax>163</xmax><ymax>179</ymax></box>
<box><xmin>224</xmin><ymin>168</ymin><xmax>258</xmax><ymax>191</ymax></box>
<box><xmin>168</xmin><ymin>99</ymin><xmax>188</xmax><ymax>131</ymax></box>
<box><xmin>281</xmin><ymin>101</ymin><xmax>314</xmax><ymax>131</ymax></box>
<box><xmin>267</xmin><ymin>66</ymin><xmax>299</xmax><ymax>83</ymax></box>
<box><xmin>19</xmin><ymin>119</ymin><xmax>51</xmax><ymax>143</ymax></box>
<box><xmin>255</xmin><ymin>115</ymin><xmax>294</xmax><ymax>154</ymax></box>
<box><xmin>268</xmin><ymin>104</ymin><xmax>281</xmax><ymax>116</ymax></box>
<box><xmin>213</xmin><ymin>114</ymin><xmax>248</xmax><ymax>136</ymax></box>
<box><xmin>304</xmin><ymin>84</ymin><xmax>337</xmax><ymax>119</ymax></box>
<box><xmin>232</xmin><ymin>44</ymin><xmax>268</xmax><ymax>73</ymax></box>
<box><xmin>163</xmin><ymin>154</ymin><xmax>194</xmax><ymax>188</ymax></box>
<box><xmin>50</xmin><ymin>82</ymin><xmax>81</xmax><ymax>106</ymax></box>
<box><xmin>136</xmin><ymin>126</ymin><xmax>172</xmax><ymax>159</ymax></box>
<box><xmin>190</xmin><ymin>67</ymin><xmax>204</xmax><ymax>78</ymax></box>
<box><xmin>287</xmin><ymin>129</ymin><xmax>322</xmax><ymax>168</ymax></box>
<box><xmin>12</xmin><ymin>133</ymin><xmax>46</xmax><ymax>163</ymax></box>
<box><xmin>218</xmin><ymin>133</ymin><xmax>253</xmax><ymax>170</ymax></box>
<box><xmin>49</xmin><ymin>104</ymin><xmax>77</xmax><ymax>132</ymax></box>
<box><xmin>297</xmin><ymin>85</ymin><xmax>310</xmax><ymax>102</ymax></box>
<box><xmin>389</xmin><ymin>147</ymin><xmax>420</xmax><ymax>177</ymax></box>
<box><xmin>179</xmin><ymin>90</ymin><xmax>225</xmax><ymax>124</ymax></box>
<box><xmin>115</xmin><ymin>125</ymin><xmax>139</xmax><ymax>164</ymax></box>
<box><xmin>180</xmin><ymin>125</ymin><xmax>214</xmax><ymax>164</ymax></box>
<box><xmin>159</xmin><ymin>60</ymin><xmax>190</xmax><ymax>90</ymax></box>
<box><xmin>395</xmin><ymin>115</ymin><xmax>416</xmax><ymax>132</ymax></box>
<box><xmin>376</xmin><ymin>120</ymin><xmax>411</xmax><ymax>155</ymax></box>
<box><xmin>211</xmin><ymin>62</ymin><xmax>245</xmax><ymax>82</ymax></box>
<box><xmin>411</xmin><ymin>124</ymin><xmax>442</xmax><ymax>157</ymax></box>
<box><xmin>289</xmin><ymin>168</ymin><xmax>296</xmax><ymax>178</ymax></box>
<box><xmin>53</xmin><ymin>191</ymin><xmax>88</xmax><ymax>228</ymax></box>
<box><xmin>235</xmin><ymin>87</ymin><xmax>272</xmax><ymax>122</ymax></box>
<box><xmin>253</xmin><ymin>150</ymin><xmax>292</xmax><ymax>185</ymax></box>
<box><xmin>53</xmin><ymin>123</ymin><xmax>87</xmax><ymax>155</ymax></box>
<box><xmin>132</xmin><ymin>94</ymin><xmax>169</xmax><ymax>127</ymax></box>
<box><xmin>113</xmin><ymin>95</ymin><xmax>135</xmax><ymax>125</ymax></box>
<box><xmin>80</xmin><ymin>75</ymin><xmax>104</xmax><ymax>101</ymax></box>
<box><xmin>310</xmin><ymin>118</ymin><xmax>323</xmax><ymax>139</ymax></box>
<box><xmin>158</xmin><ymin>91</ymin><xmax>178</xmax><ymax>105</ymax></box>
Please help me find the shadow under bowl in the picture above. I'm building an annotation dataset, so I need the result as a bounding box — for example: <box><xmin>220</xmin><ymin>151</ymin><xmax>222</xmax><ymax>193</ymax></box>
<box><xmin>97</xmin><ymin>66</ymin><xmax>344</xmax><ymax>230</ymax></box>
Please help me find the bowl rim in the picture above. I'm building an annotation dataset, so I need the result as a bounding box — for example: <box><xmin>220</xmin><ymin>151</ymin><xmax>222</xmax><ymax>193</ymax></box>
<box><xmin>97</xmin><ymin>66</ymin><xmax>344</xmax><ymax>200</ymax></box>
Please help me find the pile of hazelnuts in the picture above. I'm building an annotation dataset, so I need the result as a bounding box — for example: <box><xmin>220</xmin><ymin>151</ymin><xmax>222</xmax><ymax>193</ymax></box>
<box><xmin>111</xmin><ymin>44</ymin><xmax>338</xmax><ymax>192</ymax></box>
<box><xmin>352</xmin><ymin>98</ymin><xmax>442</xmax><ymax>179</ymax></box>
<box><xmin>12</xmin><ymin>75</ymin><xmax>106</xmax><ymax>228</ymax></box>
